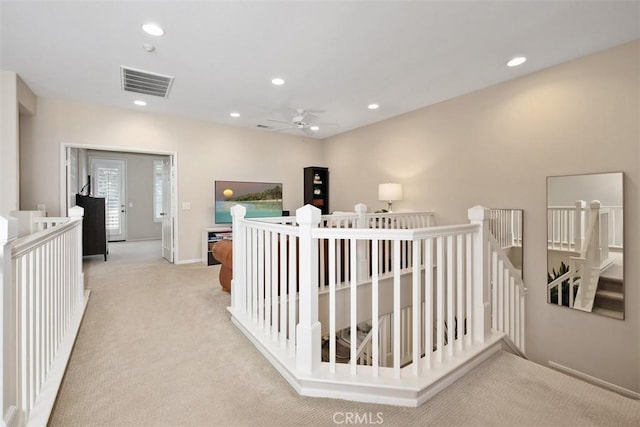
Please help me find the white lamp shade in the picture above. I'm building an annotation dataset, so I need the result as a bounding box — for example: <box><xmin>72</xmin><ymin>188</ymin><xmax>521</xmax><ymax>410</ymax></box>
<box><xmin>378</xmin><ymin>183</ymin><xmax>403</xmax><ymax>201</ymax></box>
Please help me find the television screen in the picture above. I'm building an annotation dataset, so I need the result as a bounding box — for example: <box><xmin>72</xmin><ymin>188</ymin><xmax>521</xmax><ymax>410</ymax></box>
<box><xmin>215</xmin><ymin>180</ymin><xmax>283</xmax><ymax>223</ymax></box>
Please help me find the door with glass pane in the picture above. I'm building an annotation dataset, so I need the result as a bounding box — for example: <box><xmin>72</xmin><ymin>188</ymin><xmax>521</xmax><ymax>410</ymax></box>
<box><xmin>161</xmin><ymin>157</ymin><xmax>173</xmax><ymax>262</ymax></box>
<box><xmin>90</xmin><ymin>157</ymin><xmax>126</xmax><ymax>241</ymax></box>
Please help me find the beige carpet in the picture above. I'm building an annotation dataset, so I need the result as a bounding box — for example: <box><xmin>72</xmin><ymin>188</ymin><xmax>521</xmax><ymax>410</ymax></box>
<box><xmin>49</xmin><ymin>241</ymin><xmax>639</xmax><ymax>426</ymax></box>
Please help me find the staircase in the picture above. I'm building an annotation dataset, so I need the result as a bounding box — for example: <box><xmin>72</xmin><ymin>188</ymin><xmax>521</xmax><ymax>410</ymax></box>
<box><xmin>593</xmin><ymin>264</ymin><xmax>624</xmax><ymax>320</ymax></box>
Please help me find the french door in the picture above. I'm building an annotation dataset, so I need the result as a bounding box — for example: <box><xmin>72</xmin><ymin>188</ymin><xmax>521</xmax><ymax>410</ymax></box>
<box><xmin>161</xmin><ymin>156</ymin><xmax>174</xmax><ymax>262</ymax></box>
<box><xmin>90</xmin><ymin>157</ymin><xmax>127</xmax><ymax>241</ymax></box>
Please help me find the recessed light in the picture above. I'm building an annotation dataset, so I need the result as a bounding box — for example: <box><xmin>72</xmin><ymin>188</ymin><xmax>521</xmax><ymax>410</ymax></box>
<box><xmin>310</xmin><ymin>125</ymin><xmax>320</xmax><ymax>131</ymax></box>
<box><xmin>230</xmin><ymin>112</ymin><xmax>240</xmax><ymax>118</ymax></box>
<box><xmin>134</xmin><ymin>100</ymin><xmax>147</xmax><ymax>106</ymax></box>
<box><xmin>271</xmin><ymin>77</ymin><xmax>285</xmax><ymax>86</ymax></box>
<box><xmin>142</xmin><ymin>23</ymin><xmax>164</xmax><ymax>36</ymax></box>
<box><xmin>368</xmin><ymin>103</ymin><xmax>379</xmax><ymax>110</ymax></box>
<box><xmin>507</xmin><ymin>56</ymin><xmax>527</xmax><ymax>67</ymax></box>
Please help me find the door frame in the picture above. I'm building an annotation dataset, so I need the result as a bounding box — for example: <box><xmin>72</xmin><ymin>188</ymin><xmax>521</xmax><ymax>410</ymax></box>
<box><xmin>60</xmin><ymin>142</ymin><xmax>178</xmax><ymax>263</ymax></box>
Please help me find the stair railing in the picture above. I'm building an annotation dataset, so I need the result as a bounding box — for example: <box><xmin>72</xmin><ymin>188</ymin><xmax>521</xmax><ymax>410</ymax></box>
<box><xmin>572</xmin><ymin>201</ymin><xmax>602</xmax><ymax>312</ymax></box>
<box><xmin>547</xmin><ymin>200</ymin><xmax>586</xmax><ymax>251</ymax></box>
<box><xmin>229</xmin><ymin>204</ymin><xmax>526</xmax><ymax>405</ymax></box>
<box><xmin>488</xmin><ymin>233</ymin><xmax>527</xmax><ymax>353</ymax></box>
<box><xmin>547</xmin><ymin>271</ymin><xmax>572</xmax><ymax>306</ymax></box>
<box><xmin>489</xmin><ymin>209</ymin><xmax>523</xmax><ymax>249</ymax></box>
<box><xmin>0</xmin><ymin>206</ymin><xmax>88</xmax><ymax>427</ymax></box>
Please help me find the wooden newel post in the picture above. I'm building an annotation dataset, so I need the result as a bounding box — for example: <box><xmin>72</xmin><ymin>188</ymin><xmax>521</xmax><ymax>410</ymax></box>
<box><xmin>354</xmin><ymin>203</ymin><xmax>369</xmax><ymax>280</ymax></box>
<box><xmin>295</xmin><ymin>204</ymin><xmax>321</xmax><ymax>374</ymax></box>
<box><xmin>231</xmin><ymin>205</ymin><xmax>247</xmax><ymax>314</ymax></box>
<box><xmin>468</xmin><ymin>205</ymin><xmax>491</xmax><ymax>344</ymax></box>
<box><xmin>0</xmin><ymin>215</ymin><xmax>18</xmax><ymax>424</ymax></box>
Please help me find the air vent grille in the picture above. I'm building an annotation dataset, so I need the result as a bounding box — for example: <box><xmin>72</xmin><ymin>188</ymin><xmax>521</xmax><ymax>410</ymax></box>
<box><xmin>256</xmin><ymin>124</ymin><xmax>271</xmax><ymax>129</ymax></box>
<box><xmin>120</xmin><ymin>66</ymin><xmax>174</xmax><ymax>97</ymax></box>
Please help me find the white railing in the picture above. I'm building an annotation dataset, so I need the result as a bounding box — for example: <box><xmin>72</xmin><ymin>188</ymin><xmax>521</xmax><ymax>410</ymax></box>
<box><xmin>488</xmin><ymin>234</ymin><xmax>526</xmax><ymax>353</ymax></box>
<box><xmin>317</xmin><ymin>205</ymin><xmax>435</xmax><ymax>292</ymax></box>
<box><xmin>0</xmin><ymin>206</ymin><xmax>89</xmax><ymax>427</ymax></box>
<box><xmin>602</xmin><ymin>206</ymin><xmax>622</xmax><ymax>249</ymax></box>
<box><xmin>548</xmin><ymin>201</ymin><xmax>622</xmax><ymax>251</ymax></box>
<box><xmin>547</xmin><ymin>201</ymin><xmax>587</xmax><ymax>251</ymax></box>
<box><xmin>489</xmin><ymin>209</ymin><xmax>522</xmax><ymax>249</ymax></box>
<box><xmin>571</xmin><ymin>201</ymin><xmax>604</xmax><ymax>312</ymax></box>
<box><xmin>32</xmin><ymin>217</ymin><xmax>69</xmax><ymax>232</ymax></box>
<box><xmin>547</xmin><ymin>201</ymin><xmax>611</xmax><ymax>311</ymax></box>
<box><xmin>228</xmin><ymin>204</ymin><xmax>526</xmax><ymax>406</ymax></box>
<box><xmin>547</xmin><ymin>271</ymin><xmax>571</xmax><ymax>307</ymax></box>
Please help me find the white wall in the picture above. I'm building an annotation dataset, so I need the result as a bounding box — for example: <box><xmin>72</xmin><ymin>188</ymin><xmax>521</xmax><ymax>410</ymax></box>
<box><xmin>323</xmin><ymin>41</ymin><xmax>639</xmax><ymax>393</ymax></box>
<box><xmin>19</xmin><ymin>98</ymin><xmax>324</xmax><ymax>262</ymax></box>
<box><xmin>0</xmin><ymin>71</ymin><xmax>17</xmax><ymax>216</ymax></box>
<box><xmin>0</xmin><ymin>71</ymin><xmax>36</xmax><ymax>216</ymax></box>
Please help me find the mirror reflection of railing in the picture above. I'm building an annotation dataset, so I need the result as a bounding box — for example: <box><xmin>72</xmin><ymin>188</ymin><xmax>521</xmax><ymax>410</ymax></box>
<box><xmin>547</xmin><ymin>202</ymin><xmax>622</xmax><ymax>252</ymax></box>
<box><xmin>489</xmin><ymin>209</ymin><xmax>523</xmax><ymax>249</ymax></box>
<box><xmin>489</xmin><ymin>209</ymin><xmax>523</xmax><ymax>279</ymax></box>
<box><xmin>546</xmin><ymin>172</ymin><xmax>624</xmax><ymax>320</ymax></box>
<box><xmin>602</xmin><ymin>206</ymin><xmax>623</xmax><ymax>249</ymax></box>
<box><xmin>547</xmin><ymin>201</ymin><xmax>615</xmax><ymax>312</ymax></box>
<box><xmin>570</xmin><ymin>201</ymin><xmax>605</xmax><ymax>312</ymax></box>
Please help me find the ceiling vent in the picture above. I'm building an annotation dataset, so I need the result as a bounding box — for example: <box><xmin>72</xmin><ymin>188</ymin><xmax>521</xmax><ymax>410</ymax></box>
<box><xmin>120</xmin><ymin>66</ymin><xmax>174</xmax><ymax>97</ymax></box>
<box><xmin>256</xmin><ymin>124</ymin><xmax>271</xmax><ymax>129</ymax></box>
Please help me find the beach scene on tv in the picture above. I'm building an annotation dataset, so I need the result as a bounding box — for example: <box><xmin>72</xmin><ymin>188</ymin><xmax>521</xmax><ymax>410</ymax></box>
<box><xmin>215</xmin><ymin>181</ymin><xmax>283</xmax><ymax>223</ymax></box>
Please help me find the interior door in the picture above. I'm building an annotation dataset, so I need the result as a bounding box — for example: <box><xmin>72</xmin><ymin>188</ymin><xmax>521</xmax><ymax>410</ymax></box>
<box><xmin>90</xmin><ymin>157</ymin><xmax>127</xmax><ymax>241</ymax></box>
<box><xmin>161</xmin><ymin>156</ymin><xmax>174</xmax><ymax>262</ymax></box>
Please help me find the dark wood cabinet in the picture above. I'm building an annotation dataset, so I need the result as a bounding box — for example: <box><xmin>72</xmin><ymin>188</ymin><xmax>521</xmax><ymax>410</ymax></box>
<box><xmin>304</xmin><ymin>166</ymin><xmax>329</xmax><ymax>214</ymax></box>
<box><xmin>76</xmin><ymin>194</ymin><xmax>108</xmax><ymax>261</ymax></box>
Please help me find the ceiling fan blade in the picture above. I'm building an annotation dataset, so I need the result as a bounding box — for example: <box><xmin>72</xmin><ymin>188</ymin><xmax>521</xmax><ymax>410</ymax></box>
<box><xmin>267</xmin><ymin>119</ymin><xmax>294</xmax><ymax>125</ymax></box>
<box><xmin>270</xmin><ymin>126</ymin><xmax>295</xmax><ymax>132</ymax></box>
<box><xmin>314</xmin><ymin>122</ymin><xmax>339</xmax><ymax>127</ymax></box>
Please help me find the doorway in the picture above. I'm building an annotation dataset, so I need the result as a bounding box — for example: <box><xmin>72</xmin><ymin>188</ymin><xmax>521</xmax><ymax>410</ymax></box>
<box><xmin>62</xmin><ymin>144</ymin><xmax>178</xmax><ymax>263</ymax></box>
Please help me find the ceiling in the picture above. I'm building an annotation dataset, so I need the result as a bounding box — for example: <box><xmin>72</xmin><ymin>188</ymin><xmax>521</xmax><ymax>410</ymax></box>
<box><xmin>1</xmin><ymin>1</ymin><xmax>639</xmax><ymax>139</ymax></box>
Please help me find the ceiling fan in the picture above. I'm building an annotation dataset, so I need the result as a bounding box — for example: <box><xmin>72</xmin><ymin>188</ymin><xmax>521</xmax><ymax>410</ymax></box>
<box><xmin>266</xmin><ymin>108</ymin><xmax>337</xmax><ymax>136</ymax></box>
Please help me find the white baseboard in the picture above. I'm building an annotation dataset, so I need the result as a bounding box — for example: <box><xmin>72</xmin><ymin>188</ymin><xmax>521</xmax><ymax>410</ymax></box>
<box><xmin>548</xmin><ymin>361</ymin><xmax>640</xmax><ymax>400</ymax></box>
<box><xmin>175</xmin><ymin>258</ymin><xmax>202</xmax><ymax>265</ymax></box>
<box><xmin>125</xmin><ymin>238</ymin><xmax>161</xmax><ymax>242</ymax></box>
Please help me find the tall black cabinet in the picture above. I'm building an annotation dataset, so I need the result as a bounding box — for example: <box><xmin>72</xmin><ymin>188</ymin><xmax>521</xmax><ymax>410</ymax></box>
<box><xmin>304</xmin><ymin>166</ymin><xmax>329</xmax><ymax>214</ymax></box>
<box><xmin>76</xmin><ymin>194</ymin><xmax>108</xmax><ymax>261</ymax></box>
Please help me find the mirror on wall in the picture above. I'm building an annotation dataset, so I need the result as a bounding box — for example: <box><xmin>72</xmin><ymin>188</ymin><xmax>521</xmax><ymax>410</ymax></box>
<box><xmin>489</xmin><ymin>209</ymin><xmax>523</xmax><ymax>279</ymax></box>
<box><xmin>546</xmin><ymin>172</ymin><xmax>624</xmax><ymax>320</ymax></box>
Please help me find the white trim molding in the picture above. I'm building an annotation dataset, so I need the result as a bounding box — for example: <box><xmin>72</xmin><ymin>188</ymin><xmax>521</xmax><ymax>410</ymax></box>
<box><xmin>548</xmin><ymin>361</ymin><xmax>640</xmax><ymax>400</ymax></box>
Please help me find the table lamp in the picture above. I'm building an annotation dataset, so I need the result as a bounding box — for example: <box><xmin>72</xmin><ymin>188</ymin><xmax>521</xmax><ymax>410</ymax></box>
<box><xmin>378</xmin><ymin>183</ymin><xmax>403</xmax><ymax>212</ymax></box>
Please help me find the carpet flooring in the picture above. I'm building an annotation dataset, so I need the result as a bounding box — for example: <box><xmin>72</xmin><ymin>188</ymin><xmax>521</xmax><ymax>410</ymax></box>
<box><xmin>49</xmin><ymin>241</ymin><xmax>639</xmax><ymax>426</ymax></box>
